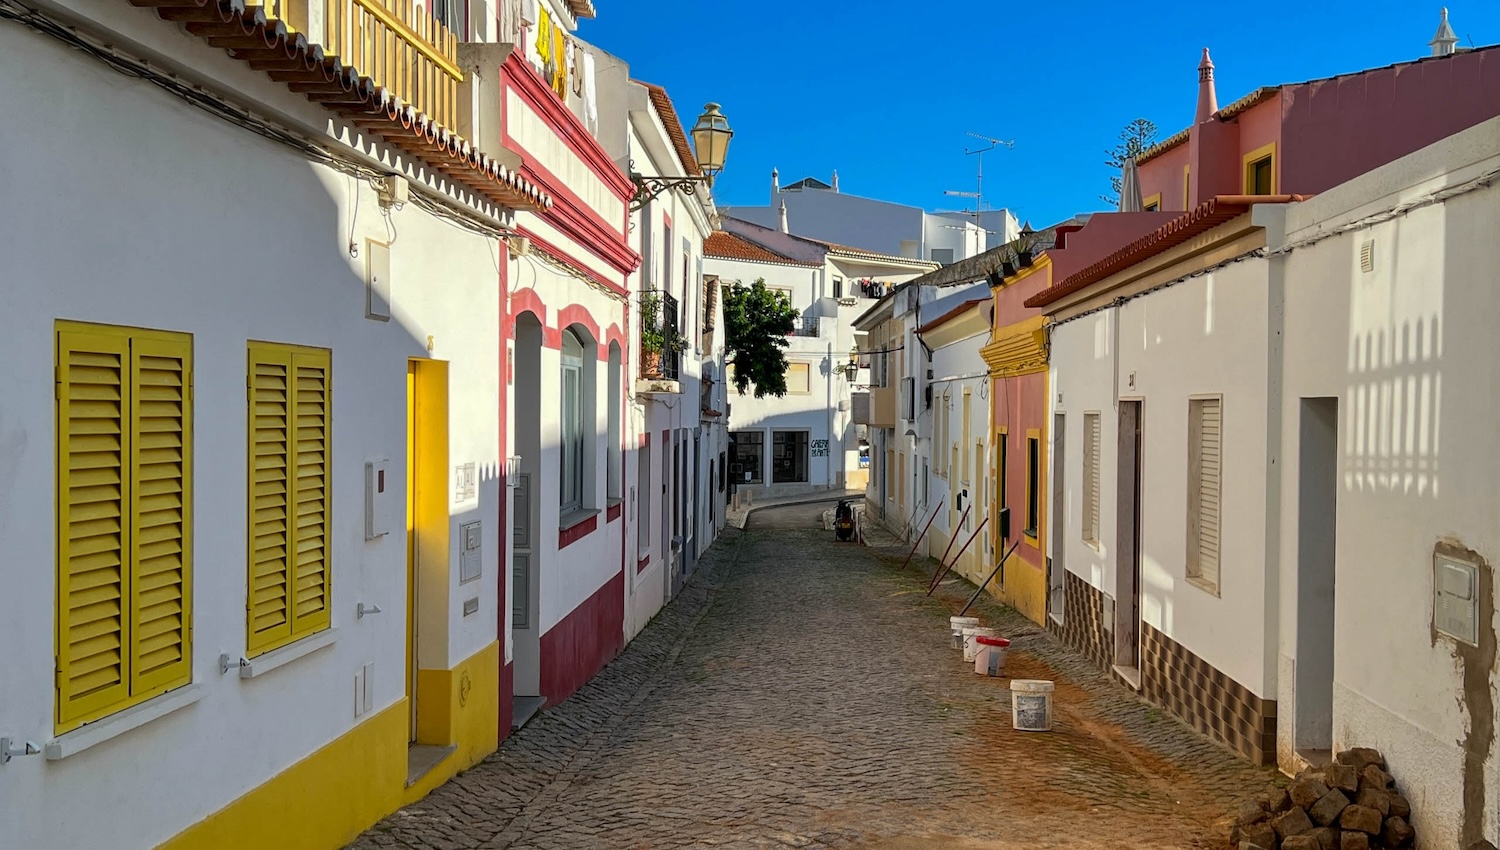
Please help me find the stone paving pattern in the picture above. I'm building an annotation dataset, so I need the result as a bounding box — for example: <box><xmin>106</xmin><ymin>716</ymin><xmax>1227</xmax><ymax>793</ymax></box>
<box><xmin>347</xmin><ymin>504</ymin><xmax>1275</xmax><ymax>850</ymax></box>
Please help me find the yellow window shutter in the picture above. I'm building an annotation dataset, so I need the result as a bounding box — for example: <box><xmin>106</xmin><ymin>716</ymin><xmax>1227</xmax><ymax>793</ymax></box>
<box><xmin>247</xmin><ymin>345</ymin><xmax>293</xmax><ymax>653</ymax></box>
<box><xmin>290</xmin><ymin>350</ymin><xmax>331</xmax><ymax>635</ymax></box>
<box><xmin>56</xmin><ymin>329</ymin><xmax>132</xmax><ymax>729</ymax></box>
<box><xmin>129</xmin><ymin>334</ymin><xmax>193</xmax><ymax>695</ymax></box>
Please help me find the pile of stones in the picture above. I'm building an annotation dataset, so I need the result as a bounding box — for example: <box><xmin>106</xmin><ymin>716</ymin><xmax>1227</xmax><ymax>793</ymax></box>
<box><xmin>1229</xmin><ymin>748</ymin><xmax>1415</xmax><ymax>850</ymax></box>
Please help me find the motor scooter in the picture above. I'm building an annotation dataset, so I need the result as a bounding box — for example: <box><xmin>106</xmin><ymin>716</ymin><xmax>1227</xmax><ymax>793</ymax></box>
<box><xmin>834</xmin><ymin>499</ymin><xmax>855</xmax><ymax>542</ymax></box>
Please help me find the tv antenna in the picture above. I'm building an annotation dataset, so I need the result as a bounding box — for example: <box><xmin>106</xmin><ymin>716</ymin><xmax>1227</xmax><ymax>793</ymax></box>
<box><xmin>943</xmin><ymin>131</ymin><xmax>1014</xmax><ymax>219</ymax></box>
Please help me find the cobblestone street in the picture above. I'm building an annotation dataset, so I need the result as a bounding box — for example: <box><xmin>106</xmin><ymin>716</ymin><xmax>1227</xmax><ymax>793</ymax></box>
<box><xmin>348</xmin><ymin>502</ymin><xmax>1273</xmax><ymax>850</ymax></box>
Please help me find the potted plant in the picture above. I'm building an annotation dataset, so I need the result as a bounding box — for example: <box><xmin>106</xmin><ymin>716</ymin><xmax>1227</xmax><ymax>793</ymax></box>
<box><xmin>1000</xmin><ymin>257</ymin><xmax>1018</xmax><ymax>278</ymax></box>
<box><xmin>1014</xmin><ymin>227</ymin><xmax>1038</xmax><ymax>268</ymax></box>
<box><xmin>640</xmin><ymin>292</ymin><xmax>685</xmax><ymax>378</ymax></box>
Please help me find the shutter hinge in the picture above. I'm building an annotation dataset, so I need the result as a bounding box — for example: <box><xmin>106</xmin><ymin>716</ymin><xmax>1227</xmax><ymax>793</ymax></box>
<box><xmin>54</xmin><ymin>367</ymin><xmax>61</xmax><ymax>399</ymax></box>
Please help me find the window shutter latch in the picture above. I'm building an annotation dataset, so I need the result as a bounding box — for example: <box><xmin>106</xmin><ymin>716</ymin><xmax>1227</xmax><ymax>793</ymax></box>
<box><xmin>0</xmin><ymin>738</ymin><xmax>41</xmax><ymax>765</ymax></box>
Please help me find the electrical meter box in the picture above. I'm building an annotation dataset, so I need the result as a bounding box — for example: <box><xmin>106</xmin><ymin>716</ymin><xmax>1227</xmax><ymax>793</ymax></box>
<box><xmin>364</xmin><ymin>458</ymin><xmax>394</xmax><ymax>540</ymax></box>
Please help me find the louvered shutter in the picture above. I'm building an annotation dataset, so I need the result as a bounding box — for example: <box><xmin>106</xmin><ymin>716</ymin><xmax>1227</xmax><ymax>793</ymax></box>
<box><xmin>57</xmin><ymin>329</ymin><xmax>132</xmax><ymax>728</ymax></box>
<box><xmin>129</xmin><ymin>335</ymin><xmax>192</xmax><ymax>694</ymax></box>
<box><xmin>1193</xmin><ymin>398</ymin><xmax>1222</xmax><ymax>587</ymax></box>
<box><xmin>247</xmin><ymin>346</ymin><xmax>293</xmax><ymax>653</ymax></box>
<box><xmin>1083</xmin><ymin>413</ymin><xmax>1100</xmax><ymax>544</ymax></box>
<box><xmin>290</xmin><ymin>351</ymin><xmax>331</xmax><ymax>634</ymax></box>
<box><xmin>247</xmin><ymin>345</ymin><xmax>330</xmax><ymax>653</ymax></box>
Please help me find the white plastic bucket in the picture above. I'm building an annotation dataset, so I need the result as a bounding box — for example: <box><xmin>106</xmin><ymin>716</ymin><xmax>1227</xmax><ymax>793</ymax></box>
<box><xmin>962</xmin><ymin>626</ymin><xmax>997</xmax><ymax>661</ymax></box>
<box><xmin>973</xmin><ymin>637</ymin><xmax>1010</xmax><ymax>676</ymax></box>
<box><xmin>1011</xmin><ymin>679</ymin><xmax>1055</xmax><ymax>732</ymax></box>
<box><xmin>949</xmin><ymin>616</ymin><xmax>979</xmax><ymax>650</ymax></box>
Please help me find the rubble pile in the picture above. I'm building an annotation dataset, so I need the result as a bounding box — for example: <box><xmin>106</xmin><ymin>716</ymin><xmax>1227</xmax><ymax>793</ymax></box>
<box><xmin>1229</xmin><ymin>748</ymin><xmax>1415</xmax><ymax>850</ymax></box>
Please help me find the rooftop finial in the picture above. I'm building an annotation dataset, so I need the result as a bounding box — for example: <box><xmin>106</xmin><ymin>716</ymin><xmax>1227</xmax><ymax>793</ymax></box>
<box><xmin>1431</xmin><ymin>7</ymin><xmax>1458</xmax><ymax>56</ymax></box>
<box><xmin>831</xmin><ymin>170</ymin><xmax>840</xmax><ymax>193</ymax></box>
<box><xmin>1196</xmin><ymin>48</ymin><xmax>1218</xmax><ymax>124</ymax></box>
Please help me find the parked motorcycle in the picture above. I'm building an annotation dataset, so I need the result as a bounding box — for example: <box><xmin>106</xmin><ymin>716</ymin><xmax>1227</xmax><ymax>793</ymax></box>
<box><xmin>834</xmin><ymin>499</ymin><xmax>856</xmax><ymax>542</ymax></box>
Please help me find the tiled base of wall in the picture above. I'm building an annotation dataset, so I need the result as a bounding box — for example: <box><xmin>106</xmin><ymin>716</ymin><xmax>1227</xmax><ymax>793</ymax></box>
<box><xmin>1141</xmin><ymin>624</ymin><xmax>1276</xmax><ymax>764</ymax></box>
<box><xmin>1053</xmin><ymin>570</ymin><xmax>1113</xmax><ymax>670</ymax></box>
<box><xmin>1053</xmin><ymin>571</ymin><xmax>1276</xmax><ymax>765</ymax></box>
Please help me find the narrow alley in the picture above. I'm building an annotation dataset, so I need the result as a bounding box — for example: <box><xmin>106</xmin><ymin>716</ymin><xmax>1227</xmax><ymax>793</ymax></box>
<box><xmin>348</xmin><ymin>501</ymin><xmax>1271</xmax><ymax>850</ymax></box>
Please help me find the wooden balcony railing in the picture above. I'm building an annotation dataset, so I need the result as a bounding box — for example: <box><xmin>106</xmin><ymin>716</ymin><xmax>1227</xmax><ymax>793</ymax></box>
<box><xmin>255</xmin><ymin>0</ymin><xmax>463</xmax><ymax>128</ymax></box>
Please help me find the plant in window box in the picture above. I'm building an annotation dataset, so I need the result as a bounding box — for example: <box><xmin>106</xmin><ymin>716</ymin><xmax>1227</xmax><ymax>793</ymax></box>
<box><xmin>639</xmin><ymin>293</ymin><xmax>686</xmax><ymax>378</ymax></box>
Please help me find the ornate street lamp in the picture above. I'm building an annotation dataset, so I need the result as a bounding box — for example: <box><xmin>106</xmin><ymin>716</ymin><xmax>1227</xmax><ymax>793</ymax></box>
<box><xmin>630</xmin><ymin>103</ymin><xmax>734</xmax><ymax>212</ymax></box>
<box><xmin>842</xmin><ymin>346</ymin><xmax>860</xmax><ymax>381</ymax></box>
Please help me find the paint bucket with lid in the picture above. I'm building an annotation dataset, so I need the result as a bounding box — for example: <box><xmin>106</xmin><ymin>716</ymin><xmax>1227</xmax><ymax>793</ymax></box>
<box><xmin>962</xmin><ymin>626</ymin><xmax>998</xmax><ymax>661</ymax></box>
<box><xmin>1011</xmin><ymin>679</ymin><xmax>1055</xmax><ymax>732</ymax></box>
<box><xmin>949</xmin><ymin>616</ymin><xmax>979</xmax><ymax>650</ymax></box>
<box><xmin>973</xmin><ymin>636</ymin><xmax>1011</xmax><ymax>676</ymax></box>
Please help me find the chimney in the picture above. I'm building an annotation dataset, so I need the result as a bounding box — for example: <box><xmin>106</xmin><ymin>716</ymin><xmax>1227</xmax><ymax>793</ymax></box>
<box><xmin>771</xmin><ymin>167</ymin><xmax>780</xmax><ymax>202</ymax></box>
<box><xmin>778</xmin><ymin>200</ymin><xmax>789</xmax><ymax>233</ymax></box>
<box><xmin>1187</xmin><ymin>48</ymin><xmax>1220</xmax><ymax>208</ymax></box>
<box><xmin>1195</xmin><ymin>47</ymin><xmax>1218</xmax><ymax>125</ymax></box>
<box><xmin>1431</xmin><ymin>7</ymin><xmax>1458</xmax><ymax>56</ymax></box>
<box><xmin>832</xmin><ymin>170</ymin><xmax>840</xmax><ymax>193</ymax></box>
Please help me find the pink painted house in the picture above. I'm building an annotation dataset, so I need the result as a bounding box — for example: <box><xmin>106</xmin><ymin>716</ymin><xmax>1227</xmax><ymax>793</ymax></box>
<box><xmin>1137</xmin><ymin>36</ymin><xmax>1500</xmax><ymax>213</ymax></box>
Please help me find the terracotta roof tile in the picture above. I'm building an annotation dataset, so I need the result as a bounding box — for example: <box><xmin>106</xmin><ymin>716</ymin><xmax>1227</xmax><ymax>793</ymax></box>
<box><xmin>704</xmin><ymin>232</ymin><xmax>817</xmax><ymax>266</ymax></box>
<box><xmin>566</xmin><ymin>0</ymin><xmax>596</xmax><ymax>19</ymax></box>
<box><xmin>917</xmin><ymin>298</ymin><xmax>988</xmax><ymax>334</ymax></box>
<box><xmin>1025</xmin><ymin>198</ymin><xmax>1254</xmax><ymax>309</ymax></box>
<box><xmin>141</xmin><ymin>0</ymin><xmax>551</xmax><ymax>212</ymax></box>
<box><xmin>638</xmin><ymin>81</ymin><xmax>701</xmax><ymax>177</ymax></box>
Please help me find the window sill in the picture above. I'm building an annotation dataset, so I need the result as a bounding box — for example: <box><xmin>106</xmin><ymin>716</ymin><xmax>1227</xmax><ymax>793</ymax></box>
<box><xmin>559</xmin><ymin>508</ymin><xmax>601</xmax><ymax>531</ymax></box>
<box><xmin>606</xmin><ymin>497</ymin><xmax>624</xmax><ymax>509</ymax></box>
<box><xmin>240</xmin><ymin>628</ymin><xmax>339</xmax><ymax>679</ymax></box>
<box><xmin>1185</xmin><ymin>575</ymin><xmax>1222</xmax><ymax>598</ymax></box>
<box><xmin>45</xmin><ymin>683</ymin><xmax>205</xmax><ymax>761</ymax></box>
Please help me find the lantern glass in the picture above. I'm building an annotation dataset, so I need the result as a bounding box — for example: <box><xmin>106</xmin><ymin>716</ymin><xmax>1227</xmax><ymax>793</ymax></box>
<box><xmin>691</xmin><ymin>103</ymin><xmax>733</xmax><ymax>179</ymax></box>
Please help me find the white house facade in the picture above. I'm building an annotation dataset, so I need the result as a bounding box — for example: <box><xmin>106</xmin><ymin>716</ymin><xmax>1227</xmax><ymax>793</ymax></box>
<box><xmin>705</xmin><ymin>219</ymin><xmax>935</xmax><ymax>502</ymax></box>
<box><xmin>725</xmin><ymin>171</ymin><xmax>1018</xmax><ymax>265</ymax></box>
<box><xmin>622</xmin><ymin>77</ymin><xmax>727</xmax><ymax>641</ymax></box>
<box><xmin>914</xmin><ymin>291</ymin><xmax>994</xmax><ymax>582</ymax></box>
<box><xmin>1275</xmin><ymin>116</ymin><xmax>1500</xmax><ymax>850</ymax></box>
<box><xmin>0</xmin><ymin>0</ymin><xmax>550</xmax><ymax>844</ymax></box>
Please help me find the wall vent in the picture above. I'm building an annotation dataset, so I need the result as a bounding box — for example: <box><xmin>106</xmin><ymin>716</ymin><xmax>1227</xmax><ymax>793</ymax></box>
<box><xmin>1359</xmin><ymin>240</ymin><xmax>1375</xmax><ymax>273</ymax></box>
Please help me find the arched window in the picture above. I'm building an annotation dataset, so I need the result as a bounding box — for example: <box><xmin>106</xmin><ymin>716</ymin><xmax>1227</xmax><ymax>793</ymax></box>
<box><xmin>560</xmin><ymin>329</ymin><xmax>585</xmax><ymax>512</ymax></box>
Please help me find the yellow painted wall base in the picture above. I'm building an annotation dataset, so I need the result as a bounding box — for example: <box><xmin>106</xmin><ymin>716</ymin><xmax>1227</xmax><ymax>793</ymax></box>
<box><xmin>157</xmin><ymin>641</ymin><xmax>500</xmax><ymax>850</ymax></box>
<box><xmin>407</xmin><ymin>640</ymin><xmax>501</xmax><ymax>803</ymax></box>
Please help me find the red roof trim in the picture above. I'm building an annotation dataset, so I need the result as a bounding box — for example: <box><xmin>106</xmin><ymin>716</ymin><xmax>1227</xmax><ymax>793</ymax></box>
<box><xmin>638</xmin><ymin>81</ymin><xmax>702</xmax><ymax>178</ymax></box>
<box><xmin>1024</xmin><ymin>195</ymin><xmax>1307</xmax><ymax>309</ymax></box>
<box><xmin>704</xmin><ymin>232</ymin><xmax>820</xmax><ymax>267</ymax></box>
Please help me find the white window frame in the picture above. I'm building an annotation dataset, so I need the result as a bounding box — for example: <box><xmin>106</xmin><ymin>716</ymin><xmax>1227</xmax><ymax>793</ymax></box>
<box><xmin>560</xmin><ymin>329</ymin><xmax>586</xmax><ymax>513</ymax></box>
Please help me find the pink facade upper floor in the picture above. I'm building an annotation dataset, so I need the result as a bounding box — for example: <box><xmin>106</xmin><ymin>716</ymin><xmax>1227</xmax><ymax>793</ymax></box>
<box><xmin>1137</xmin><ymin>42</ymin><xmax>1500</xmax><ymax>212</ymax></box>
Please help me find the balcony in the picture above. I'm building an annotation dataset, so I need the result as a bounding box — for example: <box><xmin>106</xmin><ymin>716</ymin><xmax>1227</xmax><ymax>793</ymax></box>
<box><xmin>636</xmin><ymin>290</ymin><xmax>682</xmax><ymax>395</ymax></box>
<box><xmin>788</xmin><ymin>315</ymin><xmax>821</xmax><ymax>338</ymax></box>
<box><xmin>257</xmin><ymin>0</ymin><xmax>462</xmax><ymax>128</ymax></box>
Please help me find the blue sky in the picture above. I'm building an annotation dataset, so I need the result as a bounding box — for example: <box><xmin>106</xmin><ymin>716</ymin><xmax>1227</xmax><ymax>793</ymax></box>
<box><xmin>580</xmin><ymin>1</ymin><xmax>1495</xmax><ymax>227</ymax></box>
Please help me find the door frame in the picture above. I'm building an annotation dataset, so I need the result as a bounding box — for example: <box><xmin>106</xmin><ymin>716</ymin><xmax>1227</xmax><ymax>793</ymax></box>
<box><xmin>406</xmin><ymin>358</ymin><xmax>450</xmax><ymax>743</ymax></box>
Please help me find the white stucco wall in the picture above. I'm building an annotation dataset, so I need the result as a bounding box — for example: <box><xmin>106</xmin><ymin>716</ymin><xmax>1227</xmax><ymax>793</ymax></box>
<box><xmin>1048</xmin><ymin>247</ymin><xmax>1278</xmax><ymax>698</ymax></box>
<box><xmin>0</xmin><ymin>14</ymin><xmax>501</xmax><ymax>846</ymax></box>
<box><xmin>1277</xmin><ymin>117</ymin><xmax>1500</xmax><ymax>849</ymax></box>
<box><xmin>622</xmin><ymin>110</ymin><xmax>724</xmax><ymax>641</ymax></box>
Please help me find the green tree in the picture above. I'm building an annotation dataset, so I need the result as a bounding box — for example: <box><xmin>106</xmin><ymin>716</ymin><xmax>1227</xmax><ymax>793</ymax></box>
<box><xmin>1102</xmin><ymin>117</ymin><xmax>1159</xmax><ymax>207</ymax></box>
<box><xmin>723</xmin><ymin>278</ymin><xmax>800</xmax><ymax>398</ymax></box>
